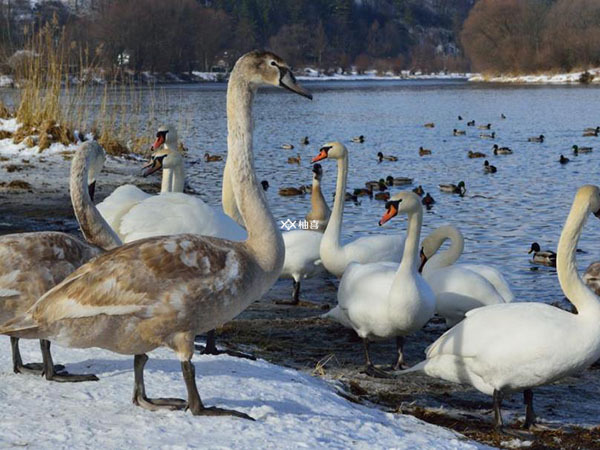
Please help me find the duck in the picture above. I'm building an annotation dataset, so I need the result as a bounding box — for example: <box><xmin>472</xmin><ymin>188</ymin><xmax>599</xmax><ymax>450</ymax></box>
<box><xmin>0</xmin><ymin>141</ymin><xmax>121</xmax><ymax>382</ymax></box>
<box><xmin>422</xmin><ymin>193</ymin><xmax>435</xmax><ymax>208</ymax></box>
<box><xmin>500</xmin><ymin>113</ymin><xmax>506</xmax><ymax>119</ymax></box>
<box><xmin>305</xmin><ymin>163</ymin><xmax>331</xmax><ymax>232</ymax></box>
<box><xmin>528</xmin><ymin>134</ymin><xmax>544</xmax><ymax>143</ymax></box>
<box><xmin>261</xmin><ymin>180</ymin><xmax>270</xmax><ymax>191</ymax></box>
<box><xmin>528</xmin><ymin>242</ymin><xmax>556</xmax><ymax>267</ymax></box>
<box><xmin>413</xmin><ymin>185</ymin><xmax>424</xmax><ymax>196</ymax></box>
<box><xmin>204</xmin><ymin>152</ymin><xmax>223</xmax><ymax>162</ymax></box>
<box><xmin>584</xmin><ymin>126</ymin><xmax>599</xmax><ymax>133</ymax></box>
<box><xmin>300</xmin><ymin>136</ymin><xmax>309</xmax><ymax>145</ymax></box>
<box><xmin>325</xmin><ymin>192</ymin><xmax>435</xmax><ymax>376</ymax></box>
<box><xmin>311</xmin><ymin>142</ymin><xmax>405</xmax><ymax>278</ymax></box>
<box><xmin>365</xmin><ymin>179</ymin><xmax>388</xmax><ymax>192</ymax></box>
<box><xmin>477</xmin><ymin>123</ymin><xmax>492</xmax><ymax>130</ymax></box>
<box><xmin>559</xmin><ymin>154</ymin><xmax>570</xmax><ymax>164</ymax></box>
<box><xmin>439</xmin><ymin>181</ymin><xmax>466</xmax><ymax>197</ymax></box>
<box><xmin>453</xmin><ymin>129</ymin><xmax>466</xmax><ymax>136</ymax></box>
<box><xmin>419</xmin><ymin>146</ymin><xmax>432</xmax><ymax>156</ymax></box>
<box><xmin>354</xmin><ymin>187</ymin><xmax>372</xmax><ymax>198</ymax></box>
<box><xmin>480</xmin><ymin>131</ymin><xmax>495</xmax><ymax>139</ymax></box>
<box><xmin>583</xmin><ymin>129</ymin><xmax>599</xmax><ymax>137</ymax></box>
<box><xmin>583</xmin><ymin>261</ymin><xmax>600</xmax><ymax>296</ymax></box>
<box><xmin>424</xmin><ymin>123</ymin><xmax>435</xmax><ymax>128</ymax></box>
<box><xmin>572</xmin><ymin>145</ymin><xmax>592</xmax><ymax>155</ymax></box>
<box><xmin>377</xmin><ymin>152</ymin><xmax>398</xmax><ymax>162</ymax></box>
<box><xmin>0</xmin><ymin>50</ymin><xmax>313</xmax><ymax>419</ymax></box>
<box><xmin>386</xmin><ymin>175</ymin><xmax>413</xmax><ymax>186</ymax></box>
<box><xmin>287</xmin><ymin>154</ymin><xmax>301</xmax><ymax>165</ymax></box>
<box><xmin>281</xmin><ymin>143</ymin><xmax>295</xmax><ymax>149</ymax></box>
<box><xmin>405</xmin><ymin>185</ymin><xmax>600</xmax><ymax>430</ymax></box>
<box><xmin>98</xmin><ymin>144</ymin><xmax>247</xmax><ymax>243</ymax></box>
<box><xmin>468</xmin><ymin>150</ymin><xmax>486</xmax><ymax>158</ymax></box>
<box><xmin>458</xmin><ymin>115</ymin><xmax>463</xmax><ymax>120</ymax></box>
<box><xmin>351</xmin><ymin>135</ymin><xmax>365</xmax><ymax>143</ymax></box>
<box><xmin>483</xmin><ymin>160</ymin><xmax>497</xmax><ymax>173</ymax></box>
<box><xmin>467</xmin><ymin>120</ymin><xmax>475</xmax><ymax>126</ymax></box>
<box><xmin>492</xmin><ymin>144</ymin><xmax>512</xmax><ymax>155</ymax></box>
<box><xmin>419</xmin><ymin>225</ymin><xmax>514</xmax><ymax>327</ymax></box>
<box><xmin>374</xmin><ymin>191</ymin><xmax>390</xmax><ymax>201</ymax></box>
<box><xmin>279</xmin><ymin>185</ymin><xmax>307</xmax><ymax>196</ymax></box>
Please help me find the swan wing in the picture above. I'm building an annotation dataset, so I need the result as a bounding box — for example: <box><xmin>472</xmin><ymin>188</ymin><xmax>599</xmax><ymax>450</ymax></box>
<box><xmin>457</xmin><ymin>263</ymin><xmax>514</xmax><ymax>303</ymax></box>
<box><xmin>281</xmin><ymin>230</ymin><xmax>323</xmax><ymax>279</ymax></box>
<box><xmin>96</xmin><ymin>185</ymin><xmax>151</xmax><ymax>236</ymax></box>
<box><xmin>342</xmin><ymin>234</ymin><xmax>404</xmax><ymax>265</ymax></box>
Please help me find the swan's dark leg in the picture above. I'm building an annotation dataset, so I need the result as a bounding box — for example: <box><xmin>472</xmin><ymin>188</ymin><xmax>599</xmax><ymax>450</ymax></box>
<box><xmin>493</xmin><ymin>389</ymin><xmax>504</xmax><ymax>430</ymax></box>
<box><xmin>275</xmin><ymin>280</ymin><xmax>301</xmax><ymax>305</ymax></box>
<box><xmin>523</xmin><ymin>389</ymin><xmax>536</xmax><ymax>429</ymax></box>
<box><xmin>362</xmin><ymin>339</ymin><xmax>391</xmax><ymax>378</ymax></box>
<box><xmin>392</xmin><ymin>336</ymin><xmax>408</xmax><ymax>370</ymax></box>
<box><xmin>41</xmin><ymin>339</ymin><xmax>98</xmax><ymax>382</ymax></box>
<box><xmin>181</xmin><ymin>359</ymin><xmax>253</xmax><ymax>420</ymax></box>
<box><xmin>197</xmin><ymin>330</ymin><xmax>256</xmax><ymax>360</ymax></box>
<box><xmin>132</xmin><ymin>354</ymin><xmax>187</xmax><ymax>410</ymax></box>
<box><xmin>11</xmin><ymin>337</ymin><xmax>64</xmax><ymax>375</ymax></box>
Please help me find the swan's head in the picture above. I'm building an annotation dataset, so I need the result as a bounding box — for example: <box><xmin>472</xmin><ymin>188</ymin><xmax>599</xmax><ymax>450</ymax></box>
<box><xmin>235</xmin><ymin>51</ymin><xmax>312</xmax><ymax>100</ymax></box>
<box><xmin>142</xmin><ymin>146</ymin><xmax>183</xmax><ymax>177</ymax></box>
<box><xmin>312</xmin><ymin>163</ymin><xmax>323</xmax><ymax>181</ymax></box>
<box><xmin>575</xmin><ymin>185</ymin><xmax>600</xmax><ymax>219</ymax></box>
<box><xmin>312</xmin><ymin>141</ymin><xmax>347</xmax><ymax>162</ymax></box>
<box><xmin>378</xmin><ymin>191</ymin><xmax>421</xmax><ymax>226</ymax></box>
<box><xmin>151</xmin><ymin>124</ymin><xmax>178</xmax><ymax>151</ymax></box>
<box><xmin>79</xmin><ymin>141</ymin><xmax>106</xmax><ymax>201</ymax></box>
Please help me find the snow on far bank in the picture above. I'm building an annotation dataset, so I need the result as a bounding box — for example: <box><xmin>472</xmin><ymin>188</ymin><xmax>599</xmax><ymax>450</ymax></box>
<box><xmin>0</xmin><ymin>341</ymin><xmax>485</xmax><ymax>449</ymax></box>
<box><xmin>469</xmin><ymin>68</ymin><xmax>600</xmax><ymax>84</ymax></box>
<box><xmin>0</xmin><ymin>74</ymin><xmax>13</xmax><ymax>88</ymax></box>
<box><xmin>297</xmin><ymin>68</ymin><xmax>471</xmax><ymax>82</ymax></box>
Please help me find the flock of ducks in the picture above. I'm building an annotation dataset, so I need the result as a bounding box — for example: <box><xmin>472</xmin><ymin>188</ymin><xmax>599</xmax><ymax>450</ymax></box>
<box><xmin>1</xmin><ymin>50</ymin><xmax>600</xmax><ymax>434</ymax></box>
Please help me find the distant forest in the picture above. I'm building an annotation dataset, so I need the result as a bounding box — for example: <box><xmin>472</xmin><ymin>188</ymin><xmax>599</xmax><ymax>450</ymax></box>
<box><xmin>0</xmin><ymin>0</ymin><xmax>599</xmax><ymax>77</ymax></box>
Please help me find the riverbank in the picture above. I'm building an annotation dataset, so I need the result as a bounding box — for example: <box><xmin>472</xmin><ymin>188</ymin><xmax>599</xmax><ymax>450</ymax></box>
<box><xmin>469</xmin><ymin>68</ymin><xmax>600</xmax><ymax>85</ymax></box>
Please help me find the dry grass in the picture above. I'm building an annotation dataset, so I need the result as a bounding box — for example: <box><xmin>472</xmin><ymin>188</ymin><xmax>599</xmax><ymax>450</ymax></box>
<box><xmin>0</xmin><ymin>101</ymin><xmax>10</xmax><ymax>119</ymax></box>
<box><xmin>0</xmin><ymin>130</ymin><xmax>13</xmax><ymax>140</ymax></box>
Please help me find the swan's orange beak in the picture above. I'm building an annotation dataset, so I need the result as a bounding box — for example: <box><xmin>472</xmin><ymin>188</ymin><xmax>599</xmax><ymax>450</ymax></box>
<box><xmin>152</xmin><ymin>134</ymin><xmax>165</xmax><ymax>151</ymax></box>
<box><xmin>312</xmin><ymin>149</ymin><xmax>328</xmax><ymax>163</ymax></box>
<box><xmin>379</xmin><ymin>204</ymin><xmax>397</xmax><ymax>226</ymax></box>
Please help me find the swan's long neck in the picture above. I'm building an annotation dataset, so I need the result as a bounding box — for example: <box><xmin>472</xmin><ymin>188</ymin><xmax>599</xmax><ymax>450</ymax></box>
<box><xmin>557</xmin><ymin>196</ymin><xmax>600</xmax><ymax>318</ymax></box>
<box><xmin>322</xmin><ymin>156</ymin><xmax>348</xmax><ymax>252</ymax></box>
<box><xmin>227</xmin><ymin>73</ymin><xmax>283</xmax><ymax>275</ymax></box>
<box><xmin>425</xmin><ymin>226</ymin><xmax>464</xmax><ymax>271</ymax></box>
<box><xmin>222</xmin><ymin>157</ymin><xmax>244</xmax><ymax>226</ymax></box>
<box><xmin>161</xmin><ymin>165</ymin><xmax>185</xmax><ymax>193</ymax></box>
<box><xmin>70</xmin><ymin>147</ymin><xmax>122</xmax><ymax>251</ymax></box>
<box><xmin>398</xmin><ymin>206</ymin><xmax>423</xmax><ymax>273</ymax></box>
<box><xmin>310</xmin><ymin>176</ymin><xmax>330</xmax><ymax>222</ymax></box>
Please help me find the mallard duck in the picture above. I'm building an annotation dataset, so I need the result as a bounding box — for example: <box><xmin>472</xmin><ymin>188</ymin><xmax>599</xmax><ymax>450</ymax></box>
<box><xmin>422</xmin><ymin>192</ymin><xmax>435</xmax><ymax>208</ymax></box>
<box><xmin>261</xmin><ymin>180</ymin><xmax>269</xmax><ymax>191</ymax></box>
<box><xmin>439</xmin><ymin>181</ymin><xmax>466</xmax><ymax>196</ymax></box>
<box><xmin>528</xmin><ymin>242</ymin><xmax>556</xmax><ymax>267</ymax></box>
<box><xmin>279</xmin><ymin>186</ymin><xmax>307</xmax><ymax>196</ymax></box>
<box><xmin>424</xmin><ymin>123</ymin><xmax>435</xmax><ymax>128</ymax></box>
<box><xmin>351</xmin><ymin>135</ymin><xmax>365</xmax><ymax>143</ymax></box>
<box><xmin>493</xmin><ymin>144</ymin><xmax>513</xmax><ymax>155</ymax></box>
<box><xmin>559</xmin><ymin>154</ymin><xmax>570</xmax><ymax>164</ymax></box>
<box><xmin>377</xmin><ymin>151</ymin><xmax>398</xmax><ymax>162</ymax></box>
<box><xmin>528</xmin><ymin>134</ymin><xmax>544</xmax><ymax>143</ymax></box>
<box><xmin>281</xmin><ymin>143</ymin><xmax>295</xmax><ymax>149</ymax></box>
<box><xmin>583</xmin><ymin>129</ymin><xmax>598</xmax><ymax>137</ymax></box>
<box><xmin>484</xmin><ymin>160</ymin><xmax>497</xmax><ymax>173</ymax></box>
<box><xmin>501</xmin><ymin>113</ymin><xmax>506</xmax><ymax>119</ymax></box>
<box><xmin>572</xmin><ymin>145</ymin><xmax>592</xmax><ymax>155</ymax></box>
<box><xmin>584</xmin><ymin>126</ymin><xmax>599</xmax><ymax>133</ymax></box>
<box><xmin>386</xmin><ymin>175</ymin><xmax>413</xmax><ymax>186</ymax></box>
<box><xmin>453</xmin><ymin>129</ymin><xmax>466</xmax><ymax>136</ymax></box>
<box><xmin>419</xmin><ymin>146</ymin><xmax>432</xmax><ymax>156</ymax></box>
<box><xmin>287</xmin><ymin>154</ymin><xmax>301</xmax><ymax>165</ymax></box>
<box><xmin>204</xmin><ymin>152</ymin><xmax>223</xmax><ymax>162</ymax></box>
<box><xmin>468</xmin><ymin>150</ymin><xmax>486</xmax><ymax>158</ymax></box>
<box><xmin>374</xmin><ymin>191</ymin><xmax>390</xmax><ymax>201</ymax></box>
<box><xmin>467</xmin><ymin>120</ymin><xmax>475</xmax><ymax>126</ymax></box>
<box><xmin>413</xmin><ymin>185</ymin><xmax>424</xmax><ymax>196</ymax></box>
<box><xmin>480</xmin><ymin>132</ymin><xmax>496</xmax><ymax>139</ymax></box>
<box><xmin>353</xmin><ymin>187</ymin><xmax>372</xmax><ymax>198</ymax></box>
<box><xmin>478</xmin><ymin>123</ymin><xmax>492</xmax><ymax>130</ymax></box>
<box><xmin>300</xmin><ymin>136</ymin><xmax>309</xmax><ymax>145</ymax></box>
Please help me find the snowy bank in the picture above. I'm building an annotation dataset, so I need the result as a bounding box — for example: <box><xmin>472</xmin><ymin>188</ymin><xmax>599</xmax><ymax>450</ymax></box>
<box><xmin>469</xmin><ymin>68</ymin><xmax>600</xmax><ymax>84</ymax></box>
<box><xmin>0</xmin><ymin>341</ymin><xmax>483</xmax><ymax>449</ymax></box>
<box><xmin>297</xmin><ymin>68</ymin><xmax>471</xmax><ymax>82</ymax></box>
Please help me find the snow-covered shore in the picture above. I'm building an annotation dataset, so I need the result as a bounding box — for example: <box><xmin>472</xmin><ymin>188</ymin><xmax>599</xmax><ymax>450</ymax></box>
<box><xmin>469</xmin><ymin>68</ymin><xmax>600</xmax><ymax>85</ymax></box>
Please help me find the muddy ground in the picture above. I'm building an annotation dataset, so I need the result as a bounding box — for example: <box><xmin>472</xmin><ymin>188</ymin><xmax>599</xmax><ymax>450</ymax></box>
<box><xmin>2</xmin><ymin>155</ymin><xmax>600</xmax><ymax>449</ymax></box>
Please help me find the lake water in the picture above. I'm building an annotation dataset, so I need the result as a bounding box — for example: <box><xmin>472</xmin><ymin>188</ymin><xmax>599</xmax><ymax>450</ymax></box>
<box><xmin>7</xmin><ymin>79</ymin><xmax>600</xmax><ymax>305</ymax></box>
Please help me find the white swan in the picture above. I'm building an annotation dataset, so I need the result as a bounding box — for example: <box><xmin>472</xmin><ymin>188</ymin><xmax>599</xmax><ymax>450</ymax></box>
<box><xmin>0</xmin><ymin>50</ymin><xmax>312</xmax><ymax>418</ymax></box>
<box><xmin>98</xmin><ymin>131</ymin><xmax>247</xmax><ymax>243</ymax></box>
<box><xmin>312</xmin><ymin>142</ymin><xmax>405</xmax><ymax>277</ymax></box>
<box><xmin>0</xmin><ymin>141</ymin><xmax>121</xmax><ymax>381</ymax></box>
<box><xmin>405</xmin><ymin>185</ymin><xmax>600</xmax><ymax>429</ymax></box>
<box><xmin>277</xmin><ymin>164</ymin><xmax>330</xmax><ymax>305</ymax></box>
<box><xmin>420</xmin><ymin>225</ymin><xmax>514</xmax><ymax>326</ymax></box>
<box><xmin>326</xmin><ymin>192</ymin><xmax>435</xmax><ymax>376</ymax></box>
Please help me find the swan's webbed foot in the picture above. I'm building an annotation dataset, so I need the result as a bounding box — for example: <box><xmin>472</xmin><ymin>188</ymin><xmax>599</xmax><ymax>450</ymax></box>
<box><xmin>134</xmin><ymin>395</ymin><xmax>188</xmax><ymax>411</ymax></box>
<box><xmin>40</xmin><ymin>339</ymin><xmax>98</xmax><ymax>383</ymax></box>
<box><xmin>189</xmin><ymin>405</ymin><xmax>255</xmax><ymax>420</ymax></box>
<box><xmin>364</xmin><ymin>364</ymin><xmax>393</xmax><ymax>378</ymax></box>
<box><xmin>195</xmin><ymin>331</ymin><xmax>256</xmax><ymax>360</ymax></box>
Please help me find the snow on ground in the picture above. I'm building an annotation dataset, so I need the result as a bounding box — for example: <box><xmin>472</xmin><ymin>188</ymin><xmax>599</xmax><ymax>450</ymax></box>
<box><xmin>469</xmin><ymin>68</ymin><xmax>600</xmax><ymax>84</ymax></box>
<box><xmin>0</xmin><ymin>75</ymin><xmax>13</xmax><ymax>88</ymax></box>
<box><xmin>297</xmin><ymin>68</ymin><xmax>471</xmax><ymax>82</ymax></box>
<box><xmin>0</xmin><ymin>340</ymin><xmax>485</xmax><ymax>449</ymax></box>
